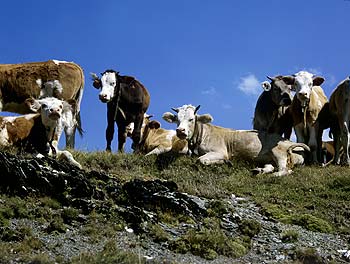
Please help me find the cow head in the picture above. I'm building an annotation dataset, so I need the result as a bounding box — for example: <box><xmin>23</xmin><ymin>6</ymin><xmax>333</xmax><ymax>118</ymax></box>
<box><xmin>262</xmin><ymin>75</ymin><xmax>293</xmax><ymax>107</ymax></box>
<box><xmin>282</xmin><ymin>71</ymin><xmax>325</xmax><ymax>106</ymax></box>
<box><xmin>25</xmin><ymin>97</ymin><xmax>76</xmax><ymax>140</ymax></box>
<box><xmin>90</xmin><ymin>70</ymin><xmax>119</xmax><ymax>103</ymax></box>
<box><xmin>163</xmin><ymin>105</ymin><xmax>213</xmax><ymax>140</ymax></box>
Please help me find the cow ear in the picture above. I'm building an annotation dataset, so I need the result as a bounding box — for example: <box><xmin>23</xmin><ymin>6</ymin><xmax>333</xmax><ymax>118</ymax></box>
<box><xmin>149</xmin><ymin>120</ymin><xmax>161</xmax><ymax>129</ymax></box>
<box><xmin>197</xmin><ymin>114</ymin><xmax>213</xmax><ymax>124</ymax></box>
<box><xmin>92</xmin><ymin>79</ymin><xmax>102</xmax><ymax>89</ymax></box>
<box><xmin>162</xmin><ymin>112</ymin><xmax>177</xmax><ymax>123</ymax></box>
<box><xmin>261</xmin><ymin>81</ymin><xmax>271</xmax><ymax>91</ymax></box>
<box><xmin>313</xmin><ymin>76</ymin><xmax>325</xmax><ymax>86</ymax></box>
<box><xmin>282</xmin><ymin>76</ymin><xmax>295</xmax><ymax>85</ymax></box>
<box><xmin>25</xmin><ymin>98</ymin><xmax>41</xmax><ymax>112</ymax></box>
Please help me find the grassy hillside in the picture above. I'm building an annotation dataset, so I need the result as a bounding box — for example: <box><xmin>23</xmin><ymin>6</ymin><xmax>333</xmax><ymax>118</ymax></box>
<box><xmin>74</xmin><ymin>151</ymin><xmax>350</xmax><ymax>235</ymax></box>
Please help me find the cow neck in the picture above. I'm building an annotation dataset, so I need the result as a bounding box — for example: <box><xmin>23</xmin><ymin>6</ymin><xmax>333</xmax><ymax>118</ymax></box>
<box><xmin>113</xmin><ymin>73</ymin><xmax>124</xmax><ymax>121</ymax></box>
<box><xmin>188</xmin><ymin>116</ymin><xmax>203</xmax><ymax>153</ymax></box>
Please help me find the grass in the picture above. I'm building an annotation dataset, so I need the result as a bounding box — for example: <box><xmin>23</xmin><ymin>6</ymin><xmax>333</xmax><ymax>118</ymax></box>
<box><xmin>73</xmin><ymin>151</ymin><xmax>350</xmax><ymax>234</ymax></box>
<box><xmin>0</xmin><ymin>149</ymin><xmax>349</xmax><ymax>262</ymax></box>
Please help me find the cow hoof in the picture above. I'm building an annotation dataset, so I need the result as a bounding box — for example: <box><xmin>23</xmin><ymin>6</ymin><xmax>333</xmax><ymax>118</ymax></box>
<box><xmin>106</xmin><ymin>147</ymin><xmax>112</xmax><ymax>152</ymax></box>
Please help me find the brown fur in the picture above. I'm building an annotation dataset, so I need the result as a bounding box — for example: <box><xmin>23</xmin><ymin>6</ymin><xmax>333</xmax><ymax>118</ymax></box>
<box><xmin>0</xmin><ymin>60</ymin><xmax>84</xmax><ymax>112</ymax></box>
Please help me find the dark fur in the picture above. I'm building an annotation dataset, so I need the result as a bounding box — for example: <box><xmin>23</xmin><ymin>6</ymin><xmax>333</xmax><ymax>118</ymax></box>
<box><xmin>100</xmin><ymin>70</ymin><xmax>150</xmax><ymax>152</ymax></box>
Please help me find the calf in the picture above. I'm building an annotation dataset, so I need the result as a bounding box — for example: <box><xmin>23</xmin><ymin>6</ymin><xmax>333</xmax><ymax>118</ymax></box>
<box><xmin>135</xmin><ymin>114</ymin><xmax>188</xmax><ymax>155</ymax></box>
<box><xmin>163</xmin><ymin>105</ymin><xmax>309</xmax><ymax>176</ymax></box>
<box><xmin>253</xmin><ymin>75</ymin><xmax>293</xmax><ymax>139</ymax></box>
<box><xmin>0</xmin><ymin>97</ymin><xmax>81</xmax><ymax>168</ymax></box>
<box><xmin>282</xmin><ymin>71</ymin><xmax>327</xmax><ymax>163</ymax></box>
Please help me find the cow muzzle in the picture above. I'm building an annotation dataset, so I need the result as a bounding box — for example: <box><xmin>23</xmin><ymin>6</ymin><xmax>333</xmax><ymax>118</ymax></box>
<box><xmin>176</xmin><ymin>128</ymin><xmax>188</xmax><ymax>139</ymax></box>
<box><xmin>48</xmin><ymin>112</ymin><xmax>61</xmax><ymax>120</ymax></box>
<box><xmin>99</xmin><ymin>94</ymin><xmax>110</xmax><ymax>103</ymax></box>
<box><xmin>280</xmin><ymin>97</ymin><xmax>292</xmax><ymax>106</ymax></box>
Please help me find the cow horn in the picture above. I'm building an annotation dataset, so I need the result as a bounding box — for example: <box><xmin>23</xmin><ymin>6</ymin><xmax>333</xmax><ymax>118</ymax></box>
<box><xmin>266</xmin><ymin>76</ymin><xmax>274</xmax><ymax>81</ymax></box>
<box><xmin>90</xmin><ymin>72</ymin><xmax>99</xmax><ymax>80</ymax></box>
<box><xmin>171</xmin><ymin>107</ymin><xmax>179</xmax><ymax>113</ymax></box>
<box><xmin>194</xmin><ymin>105</ymin><xmax>201</xmax><ymax>114</ymax></box>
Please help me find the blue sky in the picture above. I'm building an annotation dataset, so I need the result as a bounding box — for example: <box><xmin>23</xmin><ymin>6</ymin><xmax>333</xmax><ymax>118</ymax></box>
<box><xmin>1</xmin><ymin>0</ymin><xmax>349</xmax><ymax>151</ymax></box>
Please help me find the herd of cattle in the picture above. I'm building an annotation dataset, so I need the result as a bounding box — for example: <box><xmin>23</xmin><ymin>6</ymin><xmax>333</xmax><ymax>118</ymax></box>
<box><xmin>0</xmin><ymin>60</ymin><xmax>349</xmax><ymax>176</ymax></box>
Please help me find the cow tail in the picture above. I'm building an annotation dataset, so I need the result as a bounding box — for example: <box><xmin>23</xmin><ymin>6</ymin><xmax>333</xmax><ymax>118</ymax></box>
<box><xmin>75</xmin><ymin>64</ymin><xmax>85</xmax><ymax>137</ymax></box>
<box><xmin>76</xmin><ymin>112</ymin><xmax>84</xmax><ymax>136</ymax></box>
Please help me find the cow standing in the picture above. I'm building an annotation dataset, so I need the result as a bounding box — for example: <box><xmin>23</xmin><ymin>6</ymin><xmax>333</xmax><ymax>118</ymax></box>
<box><xmin>91</xmin><ymin>70</ymin><xmax>150</xmax><ymax>152</ymax></box>
<box><xmin>163</xmin><ymin>105</ymin><xmax>309</xmax><ymax>176</ymax></box>
<box><xmin>0</xmin><ymin>60</ymin><xmax>84</xmax><ymax>148</ymax></box>
<box><xmin>253</xmin><ymin>76</ymin><xmax>293</xmax><ymax>139</ymax></box>
<box><xmin>328</xmin><ymin>77</ymin><xmax>350</xmax><ymax>165</ymax></box>
<box><xmin>282</xmin><ymin>71</ymin><xmax>327</xmax><ymax>163</ymax></box>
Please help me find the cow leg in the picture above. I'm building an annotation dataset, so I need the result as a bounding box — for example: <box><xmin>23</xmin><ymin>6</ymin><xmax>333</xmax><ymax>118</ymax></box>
<box><xmin>117</xmin><ymin>124</ymin><xmax>127</xmax><ymax>153</ymax></box>
<box><xmin>131</xmin><ymin>113</ymin><xmax>144</xmax><ymax>152</ymax></box>
<box><xmin>65</xmin><ymin>126</ymin><xmax>76</xmax><ymax>149</ymax></box>
<box><xmin>105</xmin><ymin>103</ymin><xmax>115</xmax><ymax>152</ymax></box>
<box><xmin>198</xmin><ymin>152</ymin><xmax>227</xmax><ymax>165</ymax></box>
<box><xmin>251</xmin><ymin>164</ymin><xmax>275</xmax><ymax>175</ymax></box>
<box><xmin>340</xmin><ymin>120</ymin><xmax>350</xmax><ymax>165</ymax></box>
<box><xmin>308</xmin><ymin>126</ymin><xmax>318</xmax><ymax>163</ymax></box>
<box><xmin>145</xmin><ymin>146</ymin><xmax>172</xmax><ymax>156</ymax></box>
<box><xmin>294</xmin><ymin>123</ymin><xmax>305</xmax><ymax>143</ymax></box>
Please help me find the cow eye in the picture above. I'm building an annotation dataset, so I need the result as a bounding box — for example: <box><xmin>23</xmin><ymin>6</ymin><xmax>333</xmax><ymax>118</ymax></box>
<box><xmin>189</xmin><ymin>118</ymin><xmax>194</xmax><ymax>122</ymax></box>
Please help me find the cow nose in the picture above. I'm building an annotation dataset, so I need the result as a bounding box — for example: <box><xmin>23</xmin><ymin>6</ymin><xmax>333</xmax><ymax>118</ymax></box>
<box><xmin>99</xmin><ymin>94</ymin><xmax>107</xmax><ymax>100</ymax></box>
<box><xmin>298</xmin><ymin>92</ymin><xmax>308</xmax><ymax>99</ymax></box>
<box><xmin>176</xmin><ymin>128</ymin><xmax>187</xmax><ymax>139</ymax></box>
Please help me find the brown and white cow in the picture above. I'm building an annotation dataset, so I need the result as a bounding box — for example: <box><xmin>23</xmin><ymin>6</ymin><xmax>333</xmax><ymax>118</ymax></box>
<box><xmin>163</xmin><ymin>105</ymin><xmax>309</xmax><ymax>176</ymax></box>
<box><xmin>328</xmin><ymin>77</ymin><xmax>350</xmax><ymax>165</ymax></box>
<box><xmin>132</xmin><ymin>114</ymin><xmax>188</xmax><ymax>155</ymax></box>
<box><xmin>0</xmin><ymin>60</ymin><xmax>85</xmax><ymax>148</ymax></box>
<box><xmin>91</xmin><ymin>70</ymin><xmax>150</xmax><ymax>152</ymax></box>
<box><xmin>282</xmin><ymin>71</ymin><xmax>327</xmax><ymax>163</ymax></box>
<box><xmin>253</xmin><ymin>76</ymin><xmax>293</xmax><ymax>139</ymax></box>
<box><xmin>0</xmin><ymin>97</ymin><xmax>81</xmax><ymax>169</ymax></box>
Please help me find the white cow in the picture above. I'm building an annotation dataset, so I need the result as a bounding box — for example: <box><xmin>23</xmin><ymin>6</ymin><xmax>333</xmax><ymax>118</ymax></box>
<box><xmin>282</xmin><ymin>71</ymin><xmax>327</xmax><ymax>163</ymax></box>
<box><xmin>163</xmin><ymin>105</ymin><xmax>309</xmax><ymax>176</ymax></box>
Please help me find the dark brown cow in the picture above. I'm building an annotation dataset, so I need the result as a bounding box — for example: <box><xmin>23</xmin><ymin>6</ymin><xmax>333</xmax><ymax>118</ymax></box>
<box><xmin>0</xmin><ymin>60</ymin><xmax>84</xmax><ymax>148</ymax></box>
<box><xmin>253</xmin><ymin>76</ymin><xmax>293</xmax><ymax>139</ymax></box>
<box><xmin>91</xmin><ymin>70</ymin><xmax>150</xmax><ymax>152</ymax></box>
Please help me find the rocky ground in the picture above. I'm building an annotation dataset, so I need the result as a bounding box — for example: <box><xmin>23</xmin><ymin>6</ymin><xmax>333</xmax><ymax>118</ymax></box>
<box><xmin>0</xmin><ymin>151</ymin><xmax>349</xmax><ymax>263</ymax></box>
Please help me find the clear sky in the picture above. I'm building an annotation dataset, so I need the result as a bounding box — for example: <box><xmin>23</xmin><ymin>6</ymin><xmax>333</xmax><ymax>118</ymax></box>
<box><xmin>1</xmin><ymin>0</ymin><xmax>349</xmax><ymax>152</ymax></box>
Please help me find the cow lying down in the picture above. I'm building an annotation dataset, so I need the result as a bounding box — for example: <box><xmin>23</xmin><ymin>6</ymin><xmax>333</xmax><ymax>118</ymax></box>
<box><xmin>0</xmin><ymin>97</ymin><xmax>82</xmax><ymax>169</ymax></box>
<box><xmin>127</xmin><ymin>114</ymin><xmax>188</xmax><ymax>156</ymax></box>
<box><xmin>163</xmin><ymin>105</ymin><xmax>310</xmax><ymax>176</ymax></box>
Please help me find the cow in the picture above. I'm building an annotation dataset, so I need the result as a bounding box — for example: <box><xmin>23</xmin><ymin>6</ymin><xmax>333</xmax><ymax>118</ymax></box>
<box><xmin>0</xmin><ymin>97</ymin><xmax>82</xmax><ymax>169</ymax></box>
<box><xmin>0</xmin><ymin>60</ymin><xmax>84</xmax><ymax>148</ymax></box>
<box><xmin>281</xmin><ymin>71</ymin><xmax>327</xmax><ymax>163</ymax></box>
<box><xmin>253</xmin><ymin>76</ymin><xmax>293</xmax><ymax>139</ymax></box>
<box><xmin>163</xmin><ymin>104</ymin><xmax>309</xmax><ymax>176</ymax></box>
<box><xmin>91</xmin><ymin>70</ymin><xmax>150</xmax><ymax>152</ymax></box>
<box><xmin>328</xmin><ymin>77</ymin><xmax>350</xmax><ymax>165</ymax></box>
<box><xmin>131</xmin><ymin>114</ymin><xmax>188</xmax><ymax>156</ymax></box>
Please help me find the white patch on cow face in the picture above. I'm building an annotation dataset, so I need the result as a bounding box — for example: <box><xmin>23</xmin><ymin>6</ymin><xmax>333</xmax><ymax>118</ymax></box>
<box><xmin>99</xmin><ymin>72</ymin><xmax>116</xmax><ymax>103</ymax></box>
<box><xmin>294</xmin><ymin>71</ymin><xmax>314</xmax><ymax>104</ymax></box>
<box><xmin>175</xmin><ymin>105</ymin><xmax>197</xmax><ymax>140</ymax></box>
<box><xmin>37</xmin><ymin>97</ymin><xmax>64</xmax><ymax>127</ymax></box>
